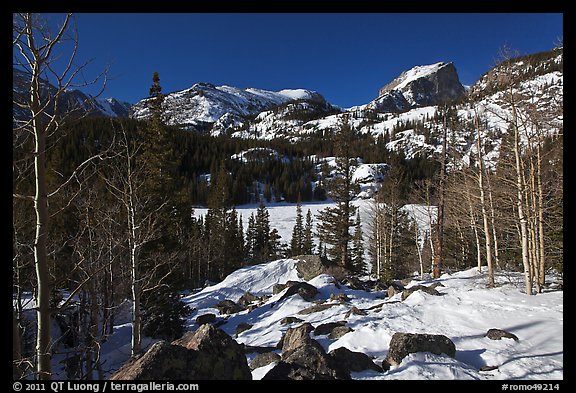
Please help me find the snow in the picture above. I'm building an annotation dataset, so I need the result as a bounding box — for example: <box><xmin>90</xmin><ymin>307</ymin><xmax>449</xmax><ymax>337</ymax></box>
<box><xmin>181</xmin><ymin>260</ymin><xmax>563</xmax><ymax>380</ymax></box>
<box><xmin>382</xmin><ymin>62</ymin><xmax>446</xmax><ymax>95</ymax></box>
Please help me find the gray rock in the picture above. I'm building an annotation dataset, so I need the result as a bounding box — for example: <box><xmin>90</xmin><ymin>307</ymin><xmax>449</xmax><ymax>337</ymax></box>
<box><xmin>280</xmin><ymin>316</ymin><xmax>304</xmax><ymax>325</ymax></box>
<box><xmin>329</xmin><ymin>293</ymin><xmax>349</xmax><ymax>303</ymax></box>
<box><xmin>298</xmin><ymin>303</ymin><xmax>337</xmax><ymax>315</ymax></box>
<box><xmin>267</xmin><ymin>322</ymin><xmax>350</xmax><ymax>380</ymax></box>
<box><xmin>329</xmin><ymin>326</ymin><xmax>353</xmax><ymax>339</ymax></box>
<box><xmin>485</xmin><ymin>328</ymin><xmax>519</xmax><ymax>342</ymax></box>
<box><xmin>238</xmin><ymin>292</ymin><xmax>259</xmax><ymax>307</ymax></box>
<box><xmin>373</xmin><ymin>62</ymin><xmax>465</xmax><ymax>113</ymax></box>
<box><xmin>401</xmin><ymin>285</ymin><xmax>441</xmax><ymax>300</ymax></box>
<box><xmin>279</xmin><ymin>323</ymin><xmax>315</xmax><ymax>353</ymax></box>
<box><xmin>314</xmin><ymin>321</ymin><xmax>347</xmax><ymax>336</ymax></box>
<box><xmin>110</xmin><ymin>325</ymin><xmax>251</xmax><ymax>380</ymax></box>
<box><xmin>249</xmin><ymin>352</ymin><xmax>281</xmax><ymax>370</ymax></box>
<box><xmin>344</xmin><ymin>306</ymin><xmax>368</xmax><ymax>318</ymax></box>
<box><xmin>235</xmin><ymin>323</ymin><xmax>253</xmax><ymax>336</ymax></box>
<box><xmin>294</xmin><ymin>255</ymin><xmax>330</xmax><ymax>281</ymax></box>
<box><xmin>382</xmin><ymin>332</ymin><xmax>456</xmax><ymax>370</ymax></box>
<box><xmin>329</xmin><ymin>347</ymin><xmax>382</xmax><ymax>373</ymax></box>
<box><xmin>195</xmin><ymin>313</ymin><xmax>216</xmax><ymax>325</ymax></box>
<box><xmin>215</xmin><ymin>299</ymin><xmax>245</xmax><ymax>315</ymax></box>
<box><xmin>277</xmin><ymin>281</ymin><xmax>319</xmax><ymax>302</ymax></box>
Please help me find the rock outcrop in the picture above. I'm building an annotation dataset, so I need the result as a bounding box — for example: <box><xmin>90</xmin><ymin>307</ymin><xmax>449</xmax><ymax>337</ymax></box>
<box><xmin>382</xmin><ymin>332</ymin><xmax>456</xmax><ymax>370</ymax></box>
<box><xmin>370</xmin><ymin>62</ymin><xmax>465</xmax><ymax>113</ymax></box>
<box><xmin>110</xmin><ymin>324</ymin><xmax>251</xmax><ymax>380</ymax></box>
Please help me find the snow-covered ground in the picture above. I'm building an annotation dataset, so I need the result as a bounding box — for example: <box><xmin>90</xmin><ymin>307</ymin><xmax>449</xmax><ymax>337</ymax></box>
<box><xmin>182</xmin><ymin>259</ymin><xmax>563</xmax><ymax>380</ymax></box>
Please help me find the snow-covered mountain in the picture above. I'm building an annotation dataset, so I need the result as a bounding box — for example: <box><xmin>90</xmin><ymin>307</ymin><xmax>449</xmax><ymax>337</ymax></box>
<box><xmin>130</xmin><ymin>82</ymin><xmax>336</xmax><ymax>135</ymax></box>
<box><xmin>367</xmin><ymin>61</ymin><xmax>466</xmax><ymax>113</ymax></box>
<box><xmin>12</xmin><ymin>68</ymin><xmax>131</xmax><ymax>121</ymax></box>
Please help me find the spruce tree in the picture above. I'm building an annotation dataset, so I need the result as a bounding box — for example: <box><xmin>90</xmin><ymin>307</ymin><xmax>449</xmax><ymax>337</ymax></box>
<box><xmin>316</xmin><ymin>115</ymin><xmax>360</xmax><ymax>269</ymax></box>
<box><xmin>303</xmin><ymin>209</ymin><xmax>314</xmax><ymax>255</ymax></box>
<box><xmin>290</xmin><ymin>199</ymin><xmax>304</xmax><ymax>256</ymax></box>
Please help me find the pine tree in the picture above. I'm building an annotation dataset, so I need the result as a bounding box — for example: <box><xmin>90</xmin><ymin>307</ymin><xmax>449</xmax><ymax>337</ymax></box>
<box><xmin>316</xmin><ymin>115</ymin><xmax>360</xmax><ymax>269</ymax></box>
<box><xmin>303</xmin><ymin>209</ymin><xmax>314</xmax><ymax>255</ymax></box>
<box><xmin>290</xmin><ymin>200</ymin><xmax>304</xmax><ymax>256</ymax></box>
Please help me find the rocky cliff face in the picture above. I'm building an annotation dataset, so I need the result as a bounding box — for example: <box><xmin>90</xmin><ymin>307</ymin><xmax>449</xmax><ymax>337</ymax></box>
<box><xmin>369</xmin><ymin>62</ymin><xmax>465</xmax><ymax>113</ymax></box>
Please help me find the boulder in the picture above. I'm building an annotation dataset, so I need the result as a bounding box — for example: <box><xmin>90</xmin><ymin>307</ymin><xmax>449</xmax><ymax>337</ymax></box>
<box><xmin>195</xmin><ymin>313</ymin><xmax>216</xmax><ymax>325</ymax></box>
<box><xmin>329</xmin><ymin>326</ymin><xmax>353</xmax><ymax>339</ymax></box>
<box><xmin>249</xmin><ymin>351</ymin><xmax>281</xmax><ymax>370</ymax></box>
<box><xmin>110</xmin><ymin>325</ymin><xmax>251</xmax><ymax>380</ymax></box>
<box><xmin>277</xmin><ymin>281</ymin><xmax>319</xmax><ymax>302</ymax></box>
<box><xmin>383</xmin><ymin>332</ymin><xmax>456</xmax><ymax>370</ymax></box>
<box><xmin>485</xmin><ymin>328</ymin><xmax>519</xmax><ymax>342</ymax></box>
<box><xmin>313</xmin><ymin>321</ymin><xmax>347</xmax><ymax>336</ymax></box>
<box><xmin>344</xmin><ymin>306</ymin><xmax>367</xmax><ymax>318</ymax></box>
<box><xmin>329</xmin><ymin>293</ymin><xmax>349</xmax><ymax>303</ymax></box>
<box><xmin>279</xmin><ymin>323</ymin><xmax>315</xmax><ymax>352</ymax></box>
<box><xmin>238</xmin><ymin>292</ymin><xmax>259</xmax><ymax>307</ymax></box>
<box><xmin>329</xmin><ymin>347</ymin><xmax>382</xmax><ymax>373</ymax></box>
<box><xmin>293</xmin><ymin>255</ymin><xmax>330</xmax><ymax>281</ymax></box>
<box><xmin>280</xmin><ymin>316</ymin><xmax>304</xmax><ymax>325</ymax></box>
<box><xmin>215</xmin><ymin>299</ymin><xmax>245</xmax><ymax>315</ymax></box>
<box><xmin>269</xmin><ymin>322</ymin><xmax>350</xmax><ymax>380</ymax></box>
<box><xmin>298</xmin><ymin>303</ymin><xmax>337</xmax><ymax>315</ymax></box>
<box><xmin>401</xmin><ymin>285</ymin><xmax>441</xmax><ymax>300</ymax></box>
<box><xmin>235</xmin><ymin>323</ymin><xmax>252</xmax><ymax>336</ymax></box>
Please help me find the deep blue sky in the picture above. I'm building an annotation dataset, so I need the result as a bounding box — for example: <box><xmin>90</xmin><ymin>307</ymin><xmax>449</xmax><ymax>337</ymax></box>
<box><xmin>44</xmin><ymin>13</ymin><xmax>562</xmax><ymax>108</ymax></box>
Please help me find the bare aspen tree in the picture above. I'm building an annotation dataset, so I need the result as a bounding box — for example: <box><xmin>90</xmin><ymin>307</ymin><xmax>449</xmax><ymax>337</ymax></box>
<box><xmin>474</xmin><ymin>111</ymin><xmax>495</xmax><ymax>286</ymax></box>
<box><xmin>13</xmin><ymin>13</ymin><xmax>109</xmax><ymax>378</ymax></box>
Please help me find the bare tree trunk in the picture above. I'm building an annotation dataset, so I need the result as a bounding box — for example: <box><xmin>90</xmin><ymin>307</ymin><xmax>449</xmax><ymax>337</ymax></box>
<box><xmin>485</xmin><ymin>171</ymin><xmax>501</xmax><ymax>270</ymax></box>
<box><xmin>31</xmin><ymin>67</ymin><xmax>52</xmax><ymax>380</ymax></box>
<box><xmin>512</xmin><ymin>102</ymin><xmax>533</xmax><ymax>295</ymax></box>
<box><xmin>536</xmin><ymin>141</ymin><xmax>546</xmax><ymax>291</ymax></box>
<box><xmin>475</xmin><ymin>114</ymin><xmax>494</xmax><ymax>287</ymax></box>
<box><xmin>464</xmin><ymin>175</ymin><xmax>482</xmax><ymax>272</ymax></box>
<box><xmin>413</xmin><ymin>216</ymin><xmax>424</xmax><ymax>279</ymax></box>
<box><xmin>13</xmin><ymin>309</ymin><xmax>23</xmax><ymax>379</ymax></box>
<box><xmin>432</xmin><ymin>111</ymin><xmax>447</xmax><ymax>278</ymax></box>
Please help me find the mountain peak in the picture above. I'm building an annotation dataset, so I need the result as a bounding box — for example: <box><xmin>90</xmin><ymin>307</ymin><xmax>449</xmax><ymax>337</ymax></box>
<box><xmin>369</xmin><ymin>61</ymin><xmax>465</xmax><ymax>113</ymax></box>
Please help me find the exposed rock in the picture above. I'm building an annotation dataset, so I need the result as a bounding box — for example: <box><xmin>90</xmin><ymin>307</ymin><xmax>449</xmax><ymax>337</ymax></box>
<box><xmin>329</xmin><ymin>293</ymin><xmax>349</xmax><ymax>303</ymax></box>
<box><xmin>382</xmin><ymin>332</ymin><xmax>456</xmax><ymax>370</ymax></box>
<box><xmin>235</xmin><ymin>323</ymin><xmax>253</xmax><ymax>336</ymax></box>
<box><xmin>480</xmin><ymin>365</ymin><xmax>499</xmax><ymax>372</ymax></box>
<box><xmin>314</xmin><ymin>321</ymin><xmax>347</xmax><ymax>336</ymax></box>
<box><xmin>428</xmin><ymin>282</ymin><xmax>446</xmax><ymax>289</ymax></box>
<box><xmin>244</xmin><ymin>345</ymin><xmax>277</xmax><ymax>354</ymax></box>
<box><xmin>280</xmin><ymin>316</ymin><xmax>304</xmax><ymax>325</ymax></box>
<box><xmin>277</xmin><ymin>281</ymin><xmax>319</xmax><ymax>302</ymax></box>
<box><xmin>345</xmin><ymin>306</ymin><xmax>368</xmax><ymax>318</ymax></box>
<box><xmin>485</xmin><ymin>328</ymin><xmax>519</xmax><ymax>342</ymax></box>
<box><xmin>401</xmin><ymin>285</ymin><xmax>441</xmax><ymax>300</ymax></box>
<box><xmin>329</xmin><ymin>347</ymin><xmax>383</xmax><ymax>373</ymax></box>
<box><xmin>238</xmin><ymin>292</ymin><xmax>259</xmax><ymax>307</ymax></box>
<box><xmin>262</xmin><ymin>361</ymin><xmax>339</xmax><ymax>380</ymax></box>
<box><xmin>294</xmin><ymin>254</ymin><xmax>331</xmax><ymax>281</ymax></box>
<box><xmin>215</xmin><ymin>299</ymin><xmax>245</xmax><ymax>315</ymax></box>
<box><xmin>329</xmin><ymin>326</ymin><xmax>353</xmax><ymax>339</ymax></box>
<box><xmin>371</xmin><ymin>62</ymin><xmax>465</xmax><ymax>113</ymax></box>
<box><xmin>279</xmin><ymin>323</ymin><xmax>315</xmax><ymax>353</ymax></box>
<box><xmin>298</xmin><ymin>303</ymin><xmax>337</xmax><ymax>315</ymax></box>
<box><xmin>111</xmin><ymin>325</ymin><xmax>251</xmax><ymax>380</ymax></box>
<box><xmin>195</xmin><ymin>313</ymin><xmax>216</xmax><ymax>325</ymax></box>
<box><xmin>269</xmin><ymin>323</ymin><xmax>349</xmax><ymax>380</ymax></box>
<box><xmin>110</xmin><ymin>341</ymin><xmax>195</xmax><ymax>380</ymax></box>
<box><xmin>387</xmin><ymin>285</ymin><xmax>400</xmax><ymax>298</ymax></box>
<box><xmin>249</xmin><ymin>352</ymin><xmax>281</xmax><ymax>370</ymax></box>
